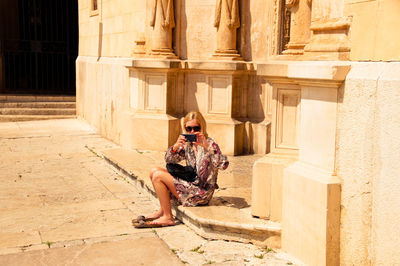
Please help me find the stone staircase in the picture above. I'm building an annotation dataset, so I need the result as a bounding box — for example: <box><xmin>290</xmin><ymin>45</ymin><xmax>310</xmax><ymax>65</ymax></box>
<box><xmin>0</xmin><ymin>95</ymin><xmax>76</xmax><ymax>122</ymax></box>
<box><xmin>100</xmin><ymin>148</ymin><xmax>282</xmax><ymax>249</ymax></box>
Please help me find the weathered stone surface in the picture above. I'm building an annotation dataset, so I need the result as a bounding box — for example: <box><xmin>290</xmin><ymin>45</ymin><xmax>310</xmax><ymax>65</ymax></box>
<box><xmin>0</xmin><ymin>119</ymin><xmax>295</xmax><ymax>265</ymax></box>
<box><xmin>0</xmin><ymin>238</ymin><xmax>183</xmax><ymax>266</ymax></box>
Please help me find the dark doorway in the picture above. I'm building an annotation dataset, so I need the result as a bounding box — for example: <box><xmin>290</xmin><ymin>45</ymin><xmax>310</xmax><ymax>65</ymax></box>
<box><xmin>0</xmin><ymin>0</ymin><xmax>78</xmax><ymax>95</ymax></box>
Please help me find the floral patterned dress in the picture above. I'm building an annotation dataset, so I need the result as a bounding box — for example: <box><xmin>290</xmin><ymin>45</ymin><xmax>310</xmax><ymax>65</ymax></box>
<box><xmin>165</xmin><ymin>137</ymin><xmax>229</xmax><ymax>207</ymax></box>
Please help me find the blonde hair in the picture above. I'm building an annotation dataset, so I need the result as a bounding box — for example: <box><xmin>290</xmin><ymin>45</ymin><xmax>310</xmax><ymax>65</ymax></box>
<box><xmin>183</xmin><ymin>111</ymin><xmax>208</xmax><ymax>138</ymax></box>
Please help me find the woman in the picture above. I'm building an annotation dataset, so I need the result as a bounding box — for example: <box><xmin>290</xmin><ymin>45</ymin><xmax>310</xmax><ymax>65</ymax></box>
<box><xmin>133</xmin><ymin>111</ymin><xmax>229</xmax><ymax>227</ymax></box>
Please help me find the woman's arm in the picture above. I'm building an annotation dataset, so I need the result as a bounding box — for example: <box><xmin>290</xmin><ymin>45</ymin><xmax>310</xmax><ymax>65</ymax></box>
<box><xmin>165</xmin><ymin>135</ymin><xmax>186</xmax><ymax>163</ymax></box>
<box><xmin>165</xmin><ymin>145</ymin><xmax>185</xmax><ymax>163</ymax></box>
<box><xmin>207</xmin><ymin>139</ymin><xmax>229</xmax><ymax>170</ymax></box>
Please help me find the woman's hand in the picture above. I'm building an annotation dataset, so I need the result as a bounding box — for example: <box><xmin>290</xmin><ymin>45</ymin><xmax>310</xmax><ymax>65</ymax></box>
<box><xmin>194</xmin><ymin>132</ymin><xmax>209</xmax><ymax>151</ymax></box>
<box><xmin>173</xmin><ymin>135</ymin><xmax>186</xmax><ymax>151</ymax></box>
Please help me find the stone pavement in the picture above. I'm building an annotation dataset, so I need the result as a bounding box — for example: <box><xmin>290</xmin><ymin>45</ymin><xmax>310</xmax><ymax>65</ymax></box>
<box><xmin>0</xmin><ymin>119</ymin><xmax>297</xmax><ymax>265</ymax></box>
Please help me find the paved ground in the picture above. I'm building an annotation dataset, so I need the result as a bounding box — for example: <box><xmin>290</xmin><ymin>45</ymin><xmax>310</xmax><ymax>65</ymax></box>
<box><xmin>0</xmin><ymin>119</ymin><xmax>297</xmax><ymax>265</ymax></box>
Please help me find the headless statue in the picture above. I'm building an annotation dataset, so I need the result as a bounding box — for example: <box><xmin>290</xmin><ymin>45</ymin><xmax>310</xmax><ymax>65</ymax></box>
<box><xmin>149</xmin><ymin>0</ymin><xmax>175</xmax><ymax>56</ymax></box>
<box><xmin>214</xmin><ymin>0</ymin><xmax>240</xmax><ymax>57</ymax></box>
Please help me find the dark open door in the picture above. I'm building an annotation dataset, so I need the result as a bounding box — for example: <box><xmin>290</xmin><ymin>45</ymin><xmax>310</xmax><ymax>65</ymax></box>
<box><xmin>0</xmin><ymin>0</ymin><xmax>78</xmax><ymax>95</ymax></box>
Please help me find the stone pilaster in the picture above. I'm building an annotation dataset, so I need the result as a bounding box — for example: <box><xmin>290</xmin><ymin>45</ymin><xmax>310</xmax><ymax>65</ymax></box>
<box><xmin>254</xmin><ymin>61</ymin><xmax>350</xmax><ymax>265</ymax></box>
<box><xmin>122</xmin><ymin>59</ymin><xmax>183</xmax><ymax>151</ymax></box>
<box><xmin>185</xmin><ymin>60</ymin><xmax>250</xmax><ymax>155</ymax></box>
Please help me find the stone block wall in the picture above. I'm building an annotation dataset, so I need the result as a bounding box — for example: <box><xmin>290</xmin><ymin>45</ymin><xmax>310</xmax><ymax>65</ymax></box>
<box><xmin>337</xmin><ymin>62</ymin><xmax>400</xmax><ymax>265</ymax></box>
<box><xmin>345</xmin><ymin>0</ymin><xmax>400</xmax><ymax>61</ymax></box>
<box><xmin>76</xmin><ymin>56</ymin><xmax>131</xmax><ymax>143</ymax></box>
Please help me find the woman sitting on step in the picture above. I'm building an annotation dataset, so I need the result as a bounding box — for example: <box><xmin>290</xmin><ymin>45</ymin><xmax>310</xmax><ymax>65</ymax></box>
<box><xmin>133</xmin><ymin>111</ymin><xmax>229</xmax><ymax>228</ymax></box>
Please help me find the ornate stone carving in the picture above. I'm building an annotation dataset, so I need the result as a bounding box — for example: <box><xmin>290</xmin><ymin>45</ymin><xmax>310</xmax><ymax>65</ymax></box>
<box><xmin>149</xmin><ymin>0</ymin><xmax>176</xmax><ymax>58</ymax></box>
<box><xmin>132</xmin><ymin>32</ymin><xmax>146</xmax><ymax>57</ymax></box>
<box><xmin>213</xmin><ymin>0</ymin><xmax>242</xmax><ymax>59</ymax></box>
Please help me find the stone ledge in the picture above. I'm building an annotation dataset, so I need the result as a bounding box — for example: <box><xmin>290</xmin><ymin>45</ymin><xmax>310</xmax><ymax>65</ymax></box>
<box><xmin>256</xmin><ymin>61</ymin><xmax>351</xmax><ymax>82</ymax></box>
<box><xmin>126</xmin><ymin>59</ymin><xmax>182</xmax><ymax>69</ymax></box>
<box><xmin>125</xmin><ymin>58</ymin><xmax>254</xmax><ymax>72</ymax></box>
<box><xmin>184</xmin><ymin>60</ymin><xmax>252</xmax><ymax>71</ymax></box>
<box><xmin>101</xmin><ymin>148</ymin><xmax>281</xmax><ymax>248</ymax></box>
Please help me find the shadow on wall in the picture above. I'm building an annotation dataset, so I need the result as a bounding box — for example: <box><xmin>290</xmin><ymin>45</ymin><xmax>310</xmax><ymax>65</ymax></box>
<box><xmin>175</xmin><ymin>0</ymin><xmax>186</xmax><ymax>59</ymax></box>
<box><xmin>97</xmin><ymin>22</ymin><xmax>103</xmax><ymax>61</ymax></box>
<box><xmin>241</xmin><ymin>0</ymin><xmax>252</xmax><ymax>60</ymax></box>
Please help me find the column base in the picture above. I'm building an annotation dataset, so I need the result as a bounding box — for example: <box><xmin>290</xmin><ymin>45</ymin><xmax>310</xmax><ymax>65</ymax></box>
<box><xmin>282</xmin><ymin>162</ymin><xmax>341</xmax><ymax>266</ymax></box>
<box><xmin>282</xmin><ymin>43</ymin><xmax>306</xmax><ymax>55</ymax></box>
<box><xmin>212</xmin><ymin>50</ymin><xmax>242</xmax><ymax>61</ymax></box>
<box><xmin>149</xmin><ymin>49</ymin><xmax>178</xmax><ymax>59</ymax></box>
<box><xmin>303</xmin><ymin>18</ymin><xmax>351</xmax><ymax>61</ymax></box>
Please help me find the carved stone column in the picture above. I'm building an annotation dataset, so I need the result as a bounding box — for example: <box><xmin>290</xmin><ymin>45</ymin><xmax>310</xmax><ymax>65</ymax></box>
<box><xmin>213</xmin><ymin>0</ymin><xmax>242</xmax><ymax>60</ymax></box>
<box><xmin>282</xmin><ymin>0</ymin><xmax>312</xmax><ymax>55</ymax></box>
<box><xmin>149</xmin><ymin>0</ymin><xmax>177</xmax><ymax>58</ymax></box>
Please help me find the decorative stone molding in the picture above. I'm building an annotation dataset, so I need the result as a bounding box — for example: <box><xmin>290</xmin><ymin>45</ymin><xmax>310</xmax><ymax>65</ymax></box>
<box><xmin>148</xmin><ymin>0</ymin><xmax>177</xmax><ymax>58</ymax></box>
<box><xmin>304</xmin><ymin>17</ymin><xmax>352</xmax><ymax>60</ymax></box>
<box><xmin>213</xmin><ymin>0</ymin><xmax>242</xmax><ymax>60</ymax></box>
<box><xmin>132</xmin><ymin>33</ymin><xmax>146</xmax><ymax>57</ymax></box>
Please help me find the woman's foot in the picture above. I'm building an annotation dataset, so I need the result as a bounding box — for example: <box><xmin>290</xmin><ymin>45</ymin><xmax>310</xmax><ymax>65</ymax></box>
<box><xmin>148</xmin><ymin>215</ymin><xmax>175</xmax><ymax>226</ymax></box>
<box><xmin>146</xmin><ymin>209</ymin><xmax>164</xmax><ymax>220</ymax></box>
<box><xmin>132</xmin><ymin>209</ymin><xmax>164</xmax><ymax>225</ymax></box>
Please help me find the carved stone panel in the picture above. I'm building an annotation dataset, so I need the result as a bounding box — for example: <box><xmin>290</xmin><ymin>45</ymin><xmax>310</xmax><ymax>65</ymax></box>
<box><xmin>276</xmin><ymin>88</ymin><xmax>300</xmax><ymax>149</ymax></box>
<box><xmin>208</xmin><ymin>76</ymin><xmax>231</xmax><ymax>115</ymax></box>
<box><xmin>144</xmin><ymin>74</ymin><xmax>166</xmax><ymax>111</ymax></box>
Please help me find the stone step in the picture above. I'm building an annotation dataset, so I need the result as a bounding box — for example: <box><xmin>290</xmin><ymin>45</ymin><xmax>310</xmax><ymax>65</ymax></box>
<box><xmin>0</xmin><ymin>95</ymin><xmax>75</xmax><ymax>102</ymax></box>
<box><xmin>0</xmin><ymin>108</ymin><xmax>76</xmax><ymax>115</ymax></box>
<box><xmin>0</xmin><ymin>102</ymin><xmax>76</xmax><ymax>108</ymax></box>
<box><xmin>101</xmin><ymin>148</ymin><xmax>281</xmax><ymax>248</ymax></box>
<box><xmin>0</xmin><ymin>115</ymin><xmax>76</xmax><ymax>122</ymax></box>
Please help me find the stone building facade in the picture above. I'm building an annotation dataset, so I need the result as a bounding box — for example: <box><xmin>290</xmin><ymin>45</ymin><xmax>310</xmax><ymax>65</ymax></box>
<box><xmin>76</xmin><ymin>0</ymin><xmax>400</xmax><ymax>265</ymax></box>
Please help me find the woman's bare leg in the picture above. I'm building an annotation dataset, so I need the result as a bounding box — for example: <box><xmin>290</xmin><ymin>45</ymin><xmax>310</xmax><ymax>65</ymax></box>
<box><xmin>147</xmin><ymin>167</ymin><xmax>180</xmax><ymax>224</ymax></box>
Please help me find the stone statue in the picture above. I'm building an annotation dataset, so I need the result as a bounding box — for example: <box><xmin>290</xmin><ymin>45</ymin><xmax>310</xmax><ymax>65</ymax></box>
<box><xmin>282</xmin><ymin>0</ymin><xmax>311</xmax><ymax>55</ymax></box>
<box><xmin>149</xmin><ymin>0</ymin><xmax>176</xmax><ymax>57</ymax></box>
<box><xmin>213</xmin><ymin>0</ymin><xmax>241</xmax><ymax>58</ymax></box>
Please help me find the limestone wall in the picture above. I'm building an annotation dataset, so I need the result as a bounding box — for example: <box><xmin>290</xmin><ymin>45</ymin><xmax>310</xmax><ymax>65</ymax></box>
<box><xmin>337</xmin><ymin>62</ymin><xmax>400</xmax><ymax>265</ymax></box>
<box><xmin>76</xmin><ymin>56</ymin><xmax>130</xmax><ymax>143</ymax></box>
<box><xmin>345</xmin><ymin>0</ymin><xmax>400</xmax><ymax>61</ymax></box>
<box><xmin>78</xmin><ymin>0</ymin><xmax>146</xmax><ymax>57</ymax></box>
